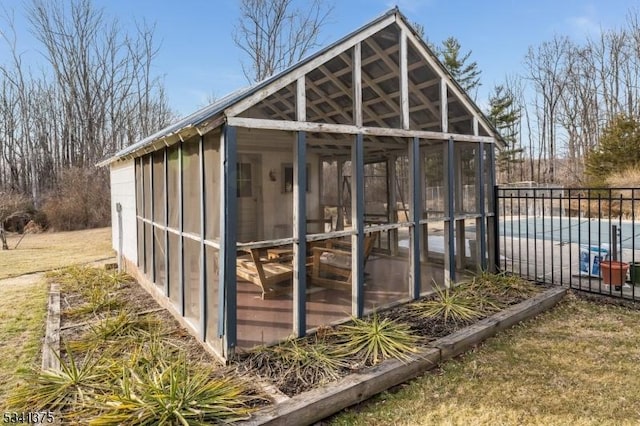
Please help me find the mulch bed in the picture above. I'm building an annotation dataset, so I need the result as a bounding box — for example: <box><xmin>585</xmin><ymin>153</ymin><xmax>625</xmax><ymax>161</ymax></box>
<box><xmin>53</xmin><ymin>267</ymin><xmax>553</xmax><ymax>403</ymax></box>
<box><xmin>58</xmin><ymin>276</ymin><xmax>214</xmax><ymax>366</ymax></box>
<box><xmin>571</xmin><ymin>288</ymin><xmax>640</xmax><ymax>310</ymax></box>
<box><xmin>235</xmin><ymin>280</ymin><xmax>552</xmax><ymax>397</ymax></box>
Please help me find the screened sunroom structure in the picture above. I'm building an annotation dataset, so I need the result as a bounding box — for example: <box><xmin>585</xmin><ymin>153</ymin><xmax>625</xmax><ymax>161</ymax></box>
<box><xmin>103</xmin><ymin>9</ymin><xmax>503</xmax><ymax>360</ymax></box>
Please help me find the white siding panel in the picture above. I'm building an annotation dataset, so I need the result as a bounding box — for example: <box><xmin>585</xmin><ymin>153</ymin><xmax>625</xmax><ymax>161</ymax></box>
<box><xmin>110</xmin><ymin>160</ymin><xmax>138</xmax><ymax>264</ymax></box>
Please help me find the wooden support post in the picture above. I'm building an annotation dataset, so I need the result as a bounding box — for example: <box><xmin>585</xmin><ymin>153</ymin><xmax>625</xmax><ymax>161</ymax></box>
<box><xmin>293</xmin><ymin>115</ymin><xmax>307</xmax><ymax>335</ymax></box>
<box><xmin>441</xmin><ymin>79</ymin><xmax>448</xmax><ymax>133</ymax></box>
<box><xmin>220</xmin><ymin>125</ymin><xmax>238</xmax><ymax>356</ymax></box>
<box><xmin>388</xmin><ymin>155</ymin><xmax>398</xmax><ymax>255</ymax></box>
<box><xmin>178</xmin><ymin>142</ymin><xmax>185</xmax><ymax>316</ymax></box>
<box><xmin>42</xmin><ymin>283</ymin><xmax>60</xmax><ymax>371</ymax></box>
<box><xmin>444</xmin><ymin>137</ymin><xmax>456</xmax><ymax>286</ymax></box>
<box><xmin>352</xmin><ymin>134</ymin><xmax>365</xmax><ymax>317</ymax></box>
<box><xmin>409</xmin><ymin>137</ymin><xmax>421</xmax><ymax>298</ymax></box>
<box><xmin>477</xmin><ymin>141</ymin><xmax>487</xmax><ymax>271</ymax></box>
<box><xmin>419</xmin><ymin>144</ymin><xmax>428</xmax><ymax>264</ymax></box>
<box><xmin>456</xmin><ymin>219</ymin><xmax>465</xmax><ymax>270</ymax></box>
<box><xmin>164</xmin><ymin>148</ymin><xmax>170</xmax><ymax>296</ymax></box>
<box><xmin>149</xmin><ymin>155</ymin><xmax>156</xmax><ymax>283</ymax></box>
<box><xmin>400</xmin><ymin>28</ymin><xmax>409</xmax><ymax>130</ymax></box>
<box><xmin>198</xmin><ymin>135</ymin><xmax>207</xmax><ymax>340</ymax></box>
<box><xmin>486</xmin><ymin>145</ymin><xmax>498</xmax><ymax>273</ymax></box>
<box><xmin>297</xmin><ymin>77</ymin><xmax>306</xmax><ymax>122</ymax></box>
<box><xmin>336</xmin><ymin>160</ymin><xmax>344</xmax><ymax>231</ymax></box>
<box><xmin>454</xmin><ymin>144</ymin><xmax>465</xmax><ymax>271</ymax></box>
<box><xmin>353</xmin><ymin>43</ymin><xmax>362</xmax><ymax>127</ymax></box>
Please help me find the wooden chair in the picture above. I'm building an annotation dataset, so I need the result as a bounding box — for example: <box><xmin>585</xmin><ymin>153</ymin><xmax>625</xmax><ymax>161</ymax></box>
<box><xmin>236</xmin><ymin>248</ymin><xmax>294</xmax><ymax>299</ymax></box>
<box><xmin>309</xmin><ymin>232</ymin><xmax>378</xmax><ymax>290</ymax></box>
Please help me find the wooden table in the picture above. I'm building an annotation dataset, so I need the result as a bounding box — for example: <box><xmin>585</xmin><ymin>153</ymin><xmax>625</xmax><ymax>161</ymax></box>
<box><xmin>267</xmin><ymin>248</ymin><xmax>294</xmax><ymax>260</ymax></box>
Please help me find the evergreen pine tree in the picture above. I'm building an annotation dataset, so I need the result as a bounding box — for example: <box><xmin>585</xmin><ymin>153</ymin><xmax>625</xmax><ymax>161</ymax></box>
<box><xmin>586</xmin><ymin>115</ymin><xmax>640</xmax><ymax>183</ymax></box>
<box><xmin>438</xmin><ymin>37</ymin><xmax>481</xmax><ymax>98</ymax></box>
<box><xmin>488</xmin><ymin>85</ymin><xmax>523</xmax><ymax>182</ymax></box>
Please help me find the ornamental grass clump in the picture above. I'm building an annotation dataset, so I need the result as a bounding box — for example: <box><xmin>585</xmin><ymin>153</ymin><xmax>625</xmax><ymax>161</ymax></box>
<box><xmin>48</xmin><ymin>266</ymin><xmax>132</xmax><ymax>297</ymax></box>
<box><xmin>332</xmin><ymin>313</ymin><xmax>419</xmax><ymax>365</ymax></box>
<box><xmin>475</xmin><ymin>271</ymin><xmax>539</xmax><ymax>303</ymax></box>
<box><xmin>413</xmin><ymin>284</ymin><xmax>482</xmax><ymax>325</ymax></box>
<box><xmin>64</xmin><ymin>285</ymin><xmax>123</xmax><ymax>318</ymax></box>
<box><xmin>89</xmin><ymin>356</ymin><xmax>257</xmax><ymax>425</ymax></box>
<box><xmin>67</xmin><ymin>310</ymin><xmax>162</xmax><ymax>353</ymax></box>
<box><xmin>453</xmin><ymin>278</ymin><xmax>505</xmax><ymax>315</ymax></box>
<box><xmin>244</xmin><ymin>336</ymin><xmax>348</xmax><ymax>390</ymax></box>
<box><xmin>7</xmin><ymin>349</ymin><xmax>108</xmax><ymax>417</ymax></box>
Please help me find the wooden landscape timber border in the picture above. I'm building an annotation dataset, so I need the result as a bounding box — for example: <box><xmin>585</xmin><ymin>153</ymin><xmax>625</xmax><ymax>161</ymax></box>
<box><xmin>42</xmin><ymin>282</ymin><xmax>61</xmax><ymax>371</ymax></box>
<box><xmin>240</xmin><ymin>286</ymin><xmax>567</xmax><ymax>426</ymax></box>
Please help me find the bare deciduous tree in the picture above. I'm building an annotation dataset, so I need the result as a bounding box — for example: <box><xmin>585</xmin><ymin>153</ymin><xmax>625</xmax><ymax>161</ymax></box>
<box><xmin>513</xmin><ymin>7</ymin><xmax>640</xmax><ymax>185</ymax></box>
<box><xmin>233</xmin><ymin>0</ymin><xmax>333</xmax><ymax>82</ymax></box>
<box><xmin>524</xmin><ymin>36</ymin><xmax>572</xmax><ymax>183</ymax></box>
<box><xmin>0</xmin><ymin>0</ymin><xmax>174</xmax><ymax>227</ymax></box>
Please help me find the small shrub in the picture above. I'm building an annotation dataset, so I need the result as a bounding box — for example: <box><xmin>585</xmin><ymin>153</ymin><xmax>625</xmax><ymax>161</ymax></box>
<box><xmin>0</xmin><ymin>191</ymin><xmax>33</xmax><ymax>233</ymax></box>
<box><xmin>332</xmin><ymin>313</ymin><xmax>419</xmax><ymax>365</ymax></box>
<box><xmin>41</xmin><ymin>167</ymin><xmax>110</xmax><ymax>231</ymax></box>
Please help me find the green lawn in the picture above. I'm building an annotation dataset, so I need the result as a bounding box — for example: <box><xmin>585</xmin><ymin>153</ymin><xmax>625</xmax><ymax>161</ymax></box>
<box><xmin>1</xmin><ymin>227</ymin><xmax>113</xmax><ymax>279</ymax></box>
<box><xmin>0</xmin><ymin>277</ymin><xmax>48</xmax><ymax>410</ymax></box>
<box><xmin>0</xmin><ymin>227</ymin><xmax>114</xmax><ymax>410</ymax></box>
<box><xmin>331</xmin><ymin>293</ymin><xmax>640</xmax><ymax>426</ymax></box>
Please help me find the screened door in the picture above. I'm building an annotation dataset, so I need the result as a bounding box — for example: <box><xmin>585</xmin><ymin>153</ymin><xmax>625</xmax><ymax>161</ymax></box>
<box><xmin>236</xmin><ymin>155</ymin><xmax>261</xmax><ymax>242</ymax></box>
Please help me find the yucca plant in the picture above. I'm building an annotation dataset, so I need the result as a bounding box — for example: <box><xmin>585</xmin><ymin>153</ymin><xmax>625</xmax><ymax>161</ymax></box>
<box><xmin>89</xmin><ymin>356</ymin><xmax>257</xmax><ymax>425</ymax></box>
<box><xmin>475</xmin><ymin>271</ymin><xmax>539</xmax><ymax>301</ymax></box>
<box><xmin>7</xmin><ymin>348</ymin><xmax>107</xmax><ymax>415</ymax></box>
<box><xmin>246</xmin><ymin>337</ymin><xmax>347</xmax><ymax>388</ymax></box>
<box><xmin>65</xmin><ymin>286</ymin><xmax>123</xmax><ymax>318</ymax></box>
<box><xmin>413</xmin><ymin>284</ymin><xmax>481</xmax><ymax>325</ymax></box>
<box><xmin>454</xmin><ymin>278</ymin><xmax>505</xmax><ymax>315</ymax></box>
<box><xmin>49</xmin><ymin>266</ymin><xmax>131</xmax><ymax>297</ymax></box>
<box><xmin>332</xmin><ymin>313</ymin><xmax>418</xmax><ymax>365</ymax></box>
<box><xmin>67</xmin><ymin>311</ymin><xmax>161</xmax><ymax>353</ymax></box>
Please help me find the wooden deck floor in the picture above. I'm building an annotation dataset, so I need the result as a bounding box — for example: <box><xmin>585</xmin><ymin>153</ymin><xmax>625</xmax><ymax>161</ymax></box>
<box><xmin>236</xmin><ymin>257</ymin><xmax>454</xmax><ymax>350</ymax></box>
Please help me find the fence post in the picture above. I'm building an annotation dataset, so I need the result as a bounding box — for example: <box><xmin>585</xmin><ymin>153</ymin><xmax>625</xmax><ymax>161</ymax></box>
<box><xmin>492</xmin><ymin>185</ymin><xmax>500</xmax><ymax>273</ymax></box>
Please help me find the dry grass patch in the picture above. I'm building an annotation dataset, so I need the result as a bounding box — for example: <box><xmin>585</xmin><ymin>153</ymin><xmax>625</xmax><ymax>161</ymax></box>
<box><xmin>0</xmin><ymin>277</ymin><xmax>48</xmax><ymax>411</ymax></box>
<box><xmin>605</xmin><ymin>167</ymin><xmax>640</xmax><ymax>188</ymax></box>
<box><xmin>331</xmin><ymin>293</ymin><xmax>640</xmax><ymax>426</ymax></box>
<box><xmin>0</xmin><ymin>227</ymin><xmax>113</xmax><ymax>279</ymax></box>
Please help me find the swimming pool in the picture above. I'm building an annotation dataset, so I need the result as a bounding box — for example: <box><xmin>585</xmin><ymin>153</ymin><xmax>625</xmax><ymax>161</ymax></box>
<box><xmin>499</xmin><ymin>217</ymin><xmax>640</xmax><ymax>250</ymax></box>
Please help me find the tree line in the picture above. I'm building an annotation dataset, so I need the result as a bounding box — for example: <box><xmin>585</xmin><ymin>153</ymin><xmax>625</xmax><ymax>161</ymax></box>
<box><xmin>492</xmin><ymin>9</ymin><xmax>640</xmax><ymax>185</ymax></box>
<box><xmin>0</xmin><ymin>0</ymin><xmax>172</xmax><ymax>232</ymax></box>
<box><xmin>415</xmin><ymin>10</ymin><xmax>640</xmax><ymax>186</ymax></box>
<box><xmin>2</xmin><ymin>0</ymin><xmax>639</xmax><ymax>238</ymax></box>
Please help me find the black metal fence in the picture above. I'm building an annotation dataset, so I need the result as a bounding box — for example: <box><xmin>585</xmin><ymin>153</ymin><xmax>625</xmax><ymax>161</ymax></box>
<box><xmin>496</xmin><ymin>187</ymin><xmax>640</xmax><ymax>301</ymax></box>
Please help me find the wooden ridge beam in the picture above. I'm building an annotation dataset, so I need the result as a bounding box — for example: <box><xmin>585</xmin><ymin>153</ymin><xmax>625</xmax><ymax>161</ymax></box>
<box><xmin>226</xmin><ymin>116</ymin><xmax>496</xmax><ymax>143</ymax></box>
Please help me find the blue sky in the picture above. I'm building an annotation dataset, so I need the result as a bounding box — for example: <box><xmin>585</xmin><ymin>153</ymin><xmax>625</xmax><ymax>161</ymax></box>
<box><xmin>2</xmin><ymin>0</ymin><xmax>637</xmax><ymax>117</ymax></box>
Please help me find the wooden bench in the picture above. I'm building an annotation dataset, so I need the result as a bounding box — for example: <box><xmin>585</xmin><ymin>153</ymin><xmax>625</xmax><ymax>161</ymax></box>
<box><xmin>310</xmin><ymin>232</ymin><xmax>378</xmax><ymax>290</ymax></box>
<box><xmin>236</xmin><ymin>248</ymin><xmax>294</xmax><ymax>299</ymax></box>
